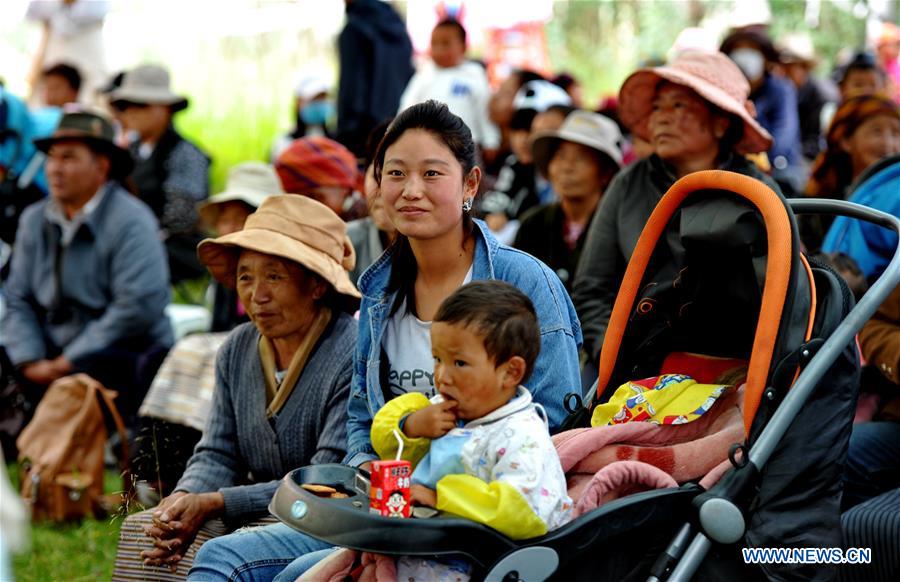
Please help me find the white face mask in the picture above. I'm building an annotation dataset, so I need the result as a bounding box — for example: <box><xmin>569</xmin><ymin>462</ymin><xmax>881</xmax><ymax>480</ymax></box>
<box><xmin>729</xmin><ymin>48</ymin><xmax>766</xmax><ymax>82</ymax></box>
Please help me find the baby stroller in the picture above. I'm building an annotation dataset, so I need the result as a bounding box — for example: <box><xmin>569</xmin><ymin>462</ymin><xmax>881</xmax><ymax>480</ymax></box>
<box><xmin>270</xmin><ymin>170</ymin><xmax>900</xmax><ymax>581</ymax></box>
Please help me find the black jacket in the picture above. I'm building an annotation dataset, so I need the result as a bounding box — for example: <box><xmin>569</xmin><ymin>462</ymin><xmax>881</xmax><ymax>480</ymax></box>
<box><xmin>128</xmin><ymin>126</ymin><xmax>210</xmax><ymax>236</ymax></box>
<box><xmin>211</xmin><ymin>283</ymin><xmax>248</xmax><ymax>333</ymax></box>
<box><xmin>796</xmin><ymin>75</ymin><xmax>837</xmax><ymax>162</ymax></box>
<box><xmin>336</xmin><ymin>0</ymin><xmax>413</xmax><ymax>157</ymax></box>
<box><xmin>572</xmin><ymin>154</ymin><xmax>781</xmax><ymax>361</ymax></box>
<box><xmin>514</xmin><ymin>202</ymin><xmax>596</xmax><ymax>292</ymax></box>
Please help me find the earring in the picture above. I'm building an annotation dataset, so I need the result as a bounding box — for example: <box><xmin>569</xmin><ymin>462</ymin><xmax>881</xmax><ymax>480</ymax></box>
<box><xmin>462</xmin><ymin>198</ymin><xmax>473</xmax><ymax>212</ymax></box>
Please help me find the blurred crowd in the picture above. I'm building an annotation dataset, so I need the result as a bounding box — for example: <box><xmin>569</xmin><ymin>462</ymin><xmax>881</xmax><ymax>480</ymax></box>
<box><xmin>1</xmin><ymin>1</ymin><xmax>900</xmax><ymax>581</ymax></box>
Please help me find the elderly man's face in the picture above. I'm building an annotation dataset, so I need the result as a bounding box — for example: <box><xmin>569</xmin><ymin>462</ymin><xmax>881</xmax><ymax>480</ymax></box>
<box><xmin>45</xmin><ymin>141</ymin><xmax>109</xmax><ymax>209</ymax></box>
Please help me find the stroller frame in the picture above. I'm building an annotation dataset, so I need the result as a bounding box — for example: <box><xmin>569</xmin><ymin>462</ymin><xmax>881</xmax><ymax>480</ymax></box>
<box><xmin>663</xmin><ymin>197</ymin><xmax>900</xmax><ymax>582</ymax></box>
<box><xmin>270</xmin><ymin>171</ymin><xmax>900</xmax><ymax>581</ymax></box>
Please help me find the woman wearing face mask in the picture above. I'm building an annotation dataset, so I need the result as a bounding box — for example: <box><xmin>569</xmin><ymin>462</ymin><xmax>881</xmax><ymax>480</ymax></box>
<box><xmin>270</xmin><ymin>74</ymin><xmax>335</xmax><ymax>162</ymax></box>
<box><xmin>573</xmin><ymin>51</ymin><xmax>779</xmax><ymax>374</ymax></box>
<box><xmin>722</xmin><ymin>29</ymin><xmax>805</xmax><ymax>194</ymax></box>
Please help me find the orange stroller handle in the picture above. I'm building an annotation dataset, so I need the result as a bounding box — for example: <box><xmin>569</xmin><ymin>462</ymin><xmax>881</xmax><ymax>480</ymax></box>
<box><xmin>595</xmin><ymin>170</ymin><xmax>795</xmax><ymax>436</ymax></box>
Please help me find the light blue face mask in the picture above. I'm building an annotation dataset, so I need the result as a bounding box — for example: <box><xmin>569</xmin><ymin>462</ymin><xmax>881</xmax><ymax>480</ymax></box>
<box><xmin>300</xmin><ymin>100</ymin><xmax>334</xmax><ymax>126</ymax></box>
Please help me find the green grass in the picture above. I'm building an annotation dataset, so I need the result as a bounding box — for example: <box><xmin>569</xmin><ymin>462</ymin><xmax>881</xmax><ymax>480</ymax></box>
<box><xmin>172</xmin><ymin>276</ymin><xmax>211</xmax><ymax>306</ymax></box>
<box><xmin>8</xmin><ymin>465</ymin><xmax>127</xmax><ymax>582</ymax></box>
<box><xmin>12</xmin><ymin>517</ymin><xmax>122</xmax><ymax>582</ymax></box>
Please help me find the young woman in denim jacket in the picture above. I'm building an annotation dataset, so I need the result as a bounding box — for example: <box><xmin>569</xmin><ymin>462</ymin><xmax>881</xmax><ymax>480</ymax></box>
<box><xmin>188</xmin><ymin>100</ymin><xmax>583</xmax><ymax>582</ymax></box>
<box><xmin>345</xmin><ymin>99</ymin><xmax>583</xmax><ymax>468</ymax></box>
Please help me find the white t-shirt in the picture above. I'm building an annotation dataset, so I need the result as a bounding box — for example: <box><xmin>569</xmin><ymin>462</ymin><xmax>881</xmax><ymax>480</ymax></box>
<box><xmin>398</xmin><ymin>61</ymin><xmax>500</xmax><ymax>149</ymax></box>
<box><xmin>382</xmin><ymin>265</ymin><xmax>473</xmax><ymax>399</ymax></box>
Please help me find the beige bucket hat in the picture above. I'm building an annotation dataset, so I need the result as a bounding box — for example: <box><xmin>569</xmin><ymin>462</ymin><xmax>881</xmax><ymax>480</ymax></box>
<box><xmin>618</xmin><ymin>50</ymin><xmax>773</xmax><ymax>154</ymax></box>
<box><xmin>532</xmin><ymin>110</ymin><xmax>624</xmax><ymax>178</ymax></box>
<box><xmin>197</xmin><ymin>195</ymin><xmax>361</xmax><ymax>309</ymax></box>
<box><xmin>110</xmin><ymin>64</ymin><xmax>189</xmax><ymax>112</ymax></box>
<box><xmin>198</xmin><ymin>162</ymin><xmax>285</xmax><ymax>226</ymax></box>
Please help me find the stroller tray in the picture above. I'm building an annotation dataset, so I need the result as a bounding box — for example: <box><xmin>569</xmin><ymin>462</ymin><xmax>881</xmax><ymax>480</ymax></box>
<box><xmin>270</xmin><ymin>464</ymin><xmax>518</xmax><ymax>561</ymax></box>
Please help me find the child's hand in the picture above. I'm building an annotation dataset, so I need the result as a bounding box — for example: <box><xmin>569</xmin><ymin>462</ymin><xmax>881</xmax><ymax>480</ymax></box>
<box><xmin>410</xmin><ymin>484</ymin><xmax>437</xmax><ymax>508</ymax></box>
<box><xmin>403</xmin><ymin>400</ymin><xmax>458</xmax><ymax>439</ymax></box>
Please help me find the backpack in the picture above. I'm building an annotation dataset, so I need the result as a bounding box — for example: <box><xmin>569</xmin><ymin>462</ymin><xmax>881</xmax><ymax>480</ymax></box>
<box><xmin>16</xmin><ymin>374</ymin><xmax>132</xmax><ymax>521</ymax></box>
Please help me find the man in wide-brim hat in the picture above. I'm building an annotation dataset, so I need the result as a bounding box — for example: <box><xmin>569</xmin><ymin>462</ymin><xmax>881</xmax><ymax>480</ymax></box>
<box><xmin>110</xmin><ymin>63</ymin><xmax>211</xmax><ymax>284</ymax></box>
<box><xmin>33</xmin><ymin>109</ymin><xmax>134</xmax><ymax>180</ymax></box>
<box><xmin>110</xmin><ymin>63</ymin><xmax>189</xmax><ymax>113</ymax></box>
<box><xmin>1</xmin><ymin>109</ymin><xmax>173</xmax><ymax>453</ymax></box>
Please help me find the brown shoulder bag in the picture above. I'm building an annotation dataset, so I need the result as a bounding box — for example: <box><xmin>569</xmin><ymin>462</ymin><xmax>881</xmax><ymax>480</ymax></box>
<box><xmin>16</xmin><ymin>374</ymin><xmax>133</xmax><ymax>521</ymax></box>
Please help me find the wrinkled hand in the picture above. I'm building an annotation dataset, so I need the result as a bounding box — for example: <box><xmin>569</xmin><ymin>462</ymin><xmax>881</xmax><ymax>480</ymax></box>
<box><xmin>410</xmin><ymin>484</ymin><xmax>437</xmax><ymax>508</ymax></box>
<box><xmin>21</xmin><ymin>357</ymin><xmax>70</xmax><ymax>385</ymax></box>
<box><xmin>403</xmin><ymin>401</ymin><xmax>458</xmax><ymax>439</ymax></box>
<box><xmin>141</xmin><ymin>491</ymin><xmax>224</xmax><ymax>569</ymax></box>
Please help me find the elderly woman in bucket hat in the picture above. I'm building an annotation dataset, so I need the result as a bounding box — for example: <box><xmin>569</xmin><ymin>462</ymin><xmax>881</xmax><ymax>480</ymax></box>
<box><xmin>514</xmin><ymin>110</ymin><xmax>623</xmax><ymax>291</ymax></box>
<box><xmin>572</xmin><ymin>50</ymin><xmax>781</xmax><ymax>367</ymax></box>
<box><xmin>129</xmin><ymin>163</ymin><xmax>286</xmax><ymax>505</ymax></box>
<box><xmin>113</xmin><ymin>195</ymin><xmax>360</xmax><ymax>578</ymax></box>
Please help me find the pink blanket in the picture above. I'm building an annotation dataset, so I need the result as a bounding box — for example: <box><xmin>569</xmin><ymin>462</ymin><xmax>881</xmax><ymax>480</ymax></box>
<box><xmin>553</xmin><ymin>387</ymin><xmax>744</xmax><ymax>516</ymax></box>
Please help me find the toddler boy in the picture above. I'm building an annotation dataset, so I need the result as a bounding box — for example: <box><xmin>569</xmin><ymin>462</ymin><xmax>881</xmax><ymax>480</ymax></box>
<box><xmin>372</xmin><ymin>280</ymin><xmax>572</xmax><ymax>540</ymax></box>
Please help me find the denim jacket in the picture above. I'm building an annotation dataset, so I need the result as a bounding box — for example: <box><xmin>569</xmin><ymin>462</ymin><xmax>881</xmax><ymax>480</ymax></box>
<box><xmin>345</xmin><ymin>219</ymin><xmax>583</xmax><ymax>466</ymax></box>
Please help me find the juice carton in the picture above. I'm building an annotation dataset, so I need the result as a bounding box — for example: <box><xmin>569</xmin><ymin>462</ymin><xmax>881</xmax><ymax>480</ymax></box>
<box><xmin>369</xmin><ymin>459</ymin><xmax>412</xmax><ymax>518</ymax></box>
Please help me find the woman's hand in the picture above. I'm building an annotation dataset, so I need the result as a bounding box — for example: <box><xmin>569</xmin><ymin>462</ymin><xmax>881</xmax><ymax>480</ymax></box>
<box><xmin>403</xmin><ymin>400</ymin><xmax>457</xmax><ymax>439</ymax></box>
<box><xmin>410</xmin><ymin>484</ymin><xmax>437</xmax><ymax>508</ymax></box>
<box><xmin>140</xmin><ymin>491</ymin><xmax>225</xmax><ymax>569</ymax></box>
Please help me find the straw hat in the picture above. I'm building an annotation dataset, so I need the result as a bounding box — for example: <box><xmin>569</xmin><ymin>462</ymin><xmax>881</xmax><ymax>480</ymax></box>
<box><xmin>531</xmin><ymin>110</ymin><xmax>624</xmax><ymax>179</ymax></box>
<box><xmin>197</xmin><ymin>195</ymin><xmax>361</xmax><ymax>309</ymax></box>
<box><xmin>618</xmin><ymin>50</ymin><xmax>773</xmax><ymax>154</ymax></box>
<box><xmin>198</xmin><ymin>162</ymin><xmax>285</xmax><ymax>226</ymax></box>
<box><xmin>34</xmin><ymin>110</ymin><xmax>134</xmax><ymax>179</ymax></box>
<box><xmin>110</xmin><ymin>64</ymin><xmax>189</xmax><ymax>112</ymax></box>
